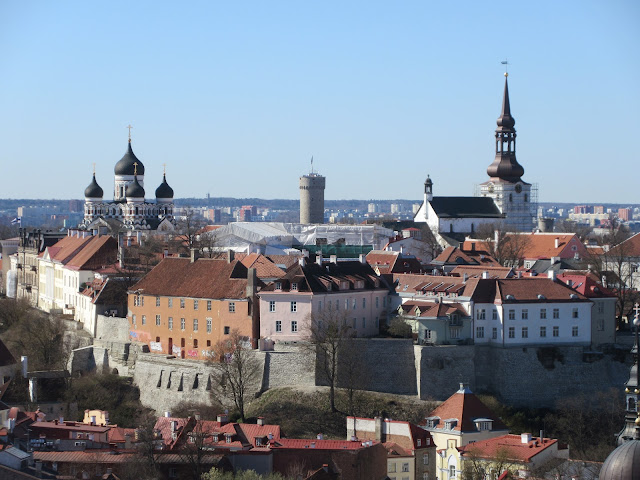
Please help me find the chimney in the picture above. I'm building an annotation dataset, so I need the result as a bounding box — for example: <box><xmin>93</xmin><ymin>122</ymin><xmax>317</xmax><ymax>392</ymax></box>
<box><xmin>547</xmin><ymin>270</ymin><xmax>556</xmax><ymax>281</ymax></box>
<box><xmin>374</xmin><ymin>416</ymin><xmax>383</xmax><ymax>442</ymax></box>
<box><xmin>554</xmin><ymin>238</ymin><xmax>559</xmax><ymax>249</ymax></box>
<box><xmin>330</xmin><ymin>255</ymin><xmax>337</xmax><ymax>264</ymax></box>
<box><xmin>217</xmin><ymin>413</ymin><xmax>229</xmax><ymax>425</ymax></box>
<box><xmin>35</xmin><ymin>461</ymin><xmax>42</xmax><ymax>477</ymax></box>
<box><xmin>316</xmin><ymin>253</ymin><xmax>323</xmax><ymax>266</ymax></box>
<box><xmin>298</xmin><ymin>257</ymin><xmax>306</xmax><ymax>267</ymax></box>
<box><xmin>164</xmin><ymin>411</ymin><xmax>171</xmax><ymax>417</ymax></box>
<box><xmin>521</xmin><ymin>433</ymin><xmax>532</xmax><ymax>444</ymax></box>
<box><xmin>194</xmin><ymin>412</ymin><xmax>201</xmax><ymax>421</ymax></box>
<box><xmin>540</xmin><ymin>429</ymin><xmax>544</xmax><ymax>441</ymax></box>
<box><xmin>191</xmin><ymin>248</ymin><xmax>199</xmax><ymax>263</ymax></box>
<box><xmin>257</xmin><ymin>416</ymin><xmax>264</xmax><ymax>426</ymax></box>
<box><xmin>21</xmin><ymin>356</ymin><xmax>28</xmax><ymax>378</ymax></box>
<box><xmin>163</xmin><ymin>248</ymin><xmax>169</xmax><ymax>258</ymax></box>
<box><xmin>136</xmin><ymin>231</ymin><xmax>142</xmax><ymax>246</ymax></box>
<box><xmin>359</xmin><ymin>253</ymin><xmax>367</xmax><ymax>264</ymax></box>
<box><xmin>517</xmin><ymin>271</ymin><xmax>522</xmax><ymax>279</ymax></box>
<box><xmin>470</xmin><ymin>242</ymin><xmax>475</xmax><ymax>252</ymax></box>
<box><xmin>124</xmin><ymin>433</ymin><xmax>132</xmax><ymax>449</ymax></box>
<box><xmin>317</xmin><ymin>433</ymin><xmax>323</xmax><ymax>440</ymax></box>
<box><xmin>227</xmin><ymin>249</ymin><xmax>235</xmax><ymax>263</ymax></box>
<box><xmin>170</xmin><ymin>420</ymin><xmax>177</xmax><ymax>432</ymax></box>
<box><xmin>463</xmin><ymin>273</ymin><xmax>468</xmax><ymax>283</ymax></box>
<box><xmin>246</xmin><ymin>268</ymin><xmax>257</xmax><ymax>298</ymax></box>
<box><xmin>482</xmin><ymin>271</ymin><xmax>489</xmax><ymax>279</ymax></box>
<box><xmin>59</xmin><ymin>416</ymin><xmax>64</xmax><ymax>424</ymax></box>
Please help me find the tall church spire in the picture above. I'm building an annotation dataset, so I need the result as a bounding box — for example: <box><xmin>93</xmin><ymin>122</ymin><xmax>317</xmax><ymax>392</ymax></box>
<box><xmin>486</xmin><ymin>74</ymin><xmax>524</xmax><ymax>182</ymax></box>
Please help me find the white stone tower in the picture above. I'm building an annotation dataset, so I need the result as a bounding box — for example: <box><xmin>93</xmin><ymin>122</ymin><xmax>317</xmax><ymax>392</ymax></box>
<box><xmin>299</xmin><ymin>158</ymin><xmax>325</xmax><ymax>224</ymax></box>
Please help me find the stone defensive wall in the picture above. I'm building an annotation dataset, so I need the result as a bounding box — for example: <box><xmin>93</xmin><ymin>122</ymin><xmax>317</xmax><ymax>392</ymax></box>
<box><xmin>69</xmin><ymin>338</ymin><xmax>631</xmax><ymax>413</ymax></box>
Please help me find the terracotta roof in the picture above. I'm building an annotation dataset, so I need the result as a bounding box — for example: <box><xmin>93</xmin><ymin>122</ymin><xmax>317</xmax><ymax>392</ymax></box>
<box><xmin>273</xmin><ymin>438</ymin><xmax>372</xmax><ymax>450</ymax></box>
<box><xmin>30</xmin><ymin>421</ymin><xmax>111</xmax><ymax>433</ymax></box>
<box><xmin>130</xmin><ymin>257</ymin><xmax>252</xmax><ymax>299</ymax></box>
<box><xmin>470</xmin><ymin>277</ymin><xmax>590</xmax><ymax>304</ymax></box>
<box><xmin>399</xmin><ymin>301</ymin><xmax>467</xmax><ymax>318</ymax></box>
<box><xmin>45</xmin><ymin>235</ymin><xmax>94</xmax><ymax>264</ymax></box>
<box><xmin>465</xmin><ymin>233</ymin><xmax>588</xmax><ymax>260</ymax></box>
<box><xmin>383</xmin><ymin>441</ymin><xmax>413</xmax><ymax>457</ymax></box>
<box><xmin>239</xmin><ymin>253</ymin><xmax>287</xmax><ymax>280</ymax></box>
<box><xmin>64</xmin><ymin>235</ymin><xmax>118</xmax><ymax>271</ymax></box>
<box><xmin>366</xmin><ymin>250</ymin><xmax>423</xmax><ymax>274</ymax></box>
<box><xmin>450</xmin><ymin>265</ymin><xmax>513</xmax><ymax>279</ymax></box>
<box><xmin>424</xmin><ymin>386</ymin><xmax>508</xmax><ymax>433</ymax></box>
<box><xmin>392</xmin><ymin>274</ymin><xmax>468</xmax><ymax>296</ymax></box>
<box><xmin>434</xmin><ymin>247</ymin><xmax>501</xmax><ymax>267</ymax></box>
<box><xmin>458</xmin><ymin>434</ymin><xmax>558</xmax><ymax>463</ymax></box>
<box><xmin>557</xmin><ymin>272</ymin><xmax>614</xmax><ymax>298</ymax></box>
<box><xmin>107</xmin><ymin>426</ymin><xmax>136</xmax><ymax>443</ymax></box>
<box><xmin>608</xmin><ymin>232</ymin><xmax>640</xmax><ymax>257</ymax></box>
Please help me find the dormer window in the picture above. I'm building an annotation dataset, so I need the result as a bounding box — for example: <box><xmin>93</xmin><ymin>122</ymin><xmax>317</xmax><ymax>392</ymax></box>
<box><xmin>340</xmin><ymin>281</ymin><xmax>349</xmax><ymax>290</ymax></box>
<box><xmin>355</xmin><ymin>280</ymin><xmax>365</xmax><ymax>289</ymax></box>
<box><xmin>255</xmin><ymin>437</ymin><xmax>263</xmax><ymax>446</ymax></box>
<box><xmin>291</xmin><ymin>282</ymin><xmax>298</xmax><ymax>291</ymax></box>
<box><xmin>425</xmin><ymin>417</ymin><xmax>439</xmax><ymax>429</ymax></box>
<box><xmin>225</xmin><ymin>433</ymin><xmax>233</xmax><ymax>444</ymax></box>
<box><xmin>444</xmin><ymin>419</ymin><xmax>457</xmax><ymax>430</ymax></box>
<box><xmin>417</xmin><ymin>439</ymin><xmax>421</xmax><ymax>447</ymax></box>
<box><xmin>474</xmin><ymin>419</ymin><xmax>493</xmax><ymax>431</ymax></box>
<box><xmin>212</xmin><ymin>434</ymin><xmax>219</xmax><ymax>443</ymax></box>
<box><xmin>275</xmin><ymin>282</ymin><xmax>282</xmax><ymax>291</ymax></box>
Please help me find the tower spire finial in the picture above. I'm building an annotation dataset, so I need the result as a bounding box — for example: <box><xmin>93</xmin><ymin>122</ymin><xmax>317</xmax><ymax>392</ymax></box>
<box><xmin>501</xmin><ymin>59</ymin><xmax>509</xmax><ymax>77</ymax></box>
<box><xmin>162</xmin><ymin>163</ymin><xmax>167</xmax><ymax>176</ymax></box>
<box><xmin>127</xmin><ymin>124</ymin><xmax>133</xmax><ymax>143</ymax></box>
<box><xmin>92</xmin><ymin>162</ymin><xmax>96</xmax><ymax>175</ymax></box>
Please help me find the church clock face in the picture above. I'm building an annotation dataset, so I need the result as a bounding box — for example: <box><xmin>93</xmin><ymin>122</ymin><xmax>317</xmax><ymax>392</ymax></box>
<box><xmin>515</xmin><ymin>184</ymin><xmax>522</xmax><ymax>193</ymax></box>
<box><xmin>487</xmin><ymin>184</ymin><xmax>494</xmax><ymax>193</ymax></box>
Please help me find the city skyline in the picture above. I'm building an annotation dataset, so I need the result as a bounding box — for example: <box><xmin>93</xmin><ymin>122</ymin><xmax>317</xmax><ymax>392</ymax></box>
<box><xmin>1</xmin><ymin>1</ymin><xmax>638</xmax><ymax>203</ymax></box>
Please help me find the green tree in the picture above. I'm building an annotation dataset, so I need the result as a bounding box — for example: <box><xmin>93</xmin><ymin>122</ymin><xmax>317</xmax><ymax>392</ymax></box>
<box><xmin>202</xmin><ymin>468</ymin><xmax>285</xmax><ymax>480</ymax></box>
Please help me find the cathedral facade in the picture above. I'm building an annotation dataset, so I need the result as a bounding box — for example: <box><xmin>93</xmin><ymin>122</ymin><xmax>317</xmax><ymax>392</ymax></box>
<box><xmin>80</xmin><ymin>137</ymin><xmax>176</xmax><ymax>232</ymax></box>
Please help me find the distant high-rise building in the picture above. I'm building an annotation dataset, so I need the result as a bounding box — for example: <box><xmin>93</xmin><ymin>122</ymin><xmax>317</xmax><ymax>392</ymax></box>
<box><xmin>299</xmin><ymin>159</ymin><xmax>325</xmax><ymax>224</ymax></box>
<box><xmin>619</xmin><ymin>208</ymin><xmax>632</xmax><ymax>222</ymax></box>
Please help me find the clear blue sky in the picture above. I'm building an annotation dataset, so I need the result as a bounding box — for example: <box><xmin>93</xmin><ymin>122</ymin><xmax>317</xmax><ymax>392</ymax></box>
<box><xmin>1</xmin><ymin>0</ymin><xmax>638</xmax><ymax>203</ymax></box>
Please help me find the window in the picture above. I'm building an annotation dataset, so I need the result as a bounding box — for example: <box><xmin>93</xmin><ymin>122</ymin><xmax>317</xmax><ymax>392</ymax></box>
<box><xmin>449</xmin><ymin>465</ymin><xmax>456</xmax><ymax>478</ymax></box>
<box><xmin>522</xmin><ymin>327</ymin><xmax>528</xmax><ymax>338</ymax></box>
<box><xmin>572</xmin><ymin>326</ymin><xmax>579</xmax><ymax>337</ymax></box>
<box><xmin>168</xmin><ymin>298</ymin><xmax>173</xmax><ymax>308</ymax></box>
<box><xmin>291</xmin><ymin>282</ymin><xmax>298</xmax><ymax>291</ymax></box>
<box><xmin>353</xmin><ymin>318</ymin><xmax>357</xmax><ymax>328</ymax></box>
<box><xmin>540</xmin><ymin>308</ymin><xmax>547</xmax><ymax>319</ymax></box>
<box><xmin>383</xmin><ymin>297</ymin><xmax>386</xmax><ymax>307</ymax></box>
<box><xmin>423</xmin><ymin>474</ymin><xmax>430</xmax><ymax>480</ymax></box>
<box><xmin>402</xmin><ymin>463</ymin><xmax>409</xmax><ymax>472</ymax></box>
<box><xmin>376</xmin><ymin>297</ymin><xmax>379</xmax><ymax>308</ymax></box>
<box><xmin>492</xmin><ymin>327</ymin><xmax>498</xmax><ymax>339</ymax></box>
<box><xmin>168</xmin><ymin>317</ymin><xmax>173</xmax><ymax>330</ymax></box>
<box><xmin>180</xmin><ymin>318</ymin><xmax>186</xmax><ymax>331</ymax></box>
<box><xmin>522</xmin><ymin>309</ymin><xmax>528</xmax><ymax>320</ymax></box>
<box><xmin>180</xmin><ymin>298</ymin><xmax>185</xmax><ymax>309</ymax></box>
<box><xmin>553</xmin><ymin>326</ymin><xmax>559</xmax><ymax>337</ymax></box>
<box><xmin>450</xmin><ymin>328</ymin><xmax>460</xmax><ymax>339</ymax></box>
<box><xmin>540</xmin><ymin>326</ymin><xmax>546</xmax><ymax>337</ymax></box>
<box><xmin>476</xmin><ymin>327</ymin><xmax>484</xmax><ymax>338</ymax></box>
<box><xmin>597</xmin><ymin>301</ymin><xmax>604</xmax><ymax>314</ymax></box>
<box><xmin>345</xmin><ymin>299</ymin><xmax>349</xmax><ymax>309</ymax></box>
<box><xmin>572</xmin><ymin>308</ymin><xmax>579</xmax><ymax>318</ymax></box>
<box><xmin>206</xmin><ymin>318</ymin><xmax>212</xmax><ymax>333</ymax></box>
<box><xmin>156</xmin><ymin>314</ymin><xmax>161</xmax><ymax>326</ymax></box>
<box><xmin>553</xmin><ymin>308</ymin><xmax>559</xmax><ymax>319</ymax></box>
<box><xmin>207</xmin><ymin>300</ymin><xmax>212</xmax><ymax>311</ymax></box>
<box><xmin>423</xmin><ymin>453</ymin><xmax>429</xmax><ymax>465</ymax></box>
<box><xmin>477</xmin><ymin>309</ymin><xmax>486</xmax><ymax>320</ymax></box>
<box><xmin>269</xmin><ymin>301</ymin><xmax>276</xmax><ymax>312</ymax></box>
<box><xmin>132</xmin><ymin>315</ymin><xmax>136</xmax><ymax>326</ymax></box>
<box><xmin>193</xmin><ymin>339</ymin><xmax>198</xmax><ymax>348</ymax></box>
<box><xmin>389</xmin><ymin>463</ymin><xmax>397</xmax><ymax>473</ymax></box>
<box><xmin>508</xmin><ymin>327</ymin><xmax>515</xmax><ymax>338</ymax></box>
<box><xmin>275</xmin><ymin>282</ymin><xmax>282</xmax><ymax>290</ymax></box>
<box><xmin>492</xmin><ymin>309</ymin><xmax>498</xmax><ymax>320</ymax></box>
<box><xmin>193</xmin><ymin>319</ymin><xmax>198</xmax><ymax>332</ymax></box>
<box><xmin>352</xmin><ymin>299</ymin><xmax>356</xmax><ymax>310</ymax></box>
<box><xmin>275</xmin><ymin>321</ymin><xmax>282</xmax><ymax>332</ymax></box>
<box><xmin>194</xmin><ymin>299</ymin><xmax>199</xmax><ymax>310</ymax></box>
<box><xmin>508</xmin><ymin>310</ymin><xmax>515</xmax><ymax>320</ymax></box>
<box><xmin>291</xmin><ymin>320</ymin><xmax>298</xmax><ymax>333</ymax></box>
<box><xmin>229</xmin><ymin>302</ymin><xmax>235</xmax><ymax>313</ymax></box>
<box><xmin>224</xmin><ymin>326</ymin><xmax>230</xmax><ymax>334</ymax></box>
<box><xmin>142</xmin><ymin>315</ymin><xmax>146</xmax><ymax>325</ymax></box>
<box><xmin>597</xmin><ymin>318</ymin><xmax>605</xmax><ymax>331</ymax></box>
<box><xmin>290</xmin><ymin>301</ymin><xmax>297</xmax><ymax>312</ymax></box>
<box><xmin>156</xmin><ymin>296</ymin><xmax>161</xmax><ymax>307</ymax></box>
<box><xmin>362</xmin><ymin>317</ymin><xmax>366</xmax><ymax>328</ymax></box>
<box><xmin>363</xmin><ymin>298</ymin><xmax>366</xmax><ymax>308</ymax></box>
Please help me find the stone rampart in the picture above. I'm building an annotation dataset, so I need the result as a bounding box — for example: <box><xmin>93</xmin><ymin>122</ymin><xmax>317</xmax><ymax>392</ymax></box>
<box><xmin>95</xmin><ymin>315</ymin><xmax>130</xmax><ymax>343</ymax></box>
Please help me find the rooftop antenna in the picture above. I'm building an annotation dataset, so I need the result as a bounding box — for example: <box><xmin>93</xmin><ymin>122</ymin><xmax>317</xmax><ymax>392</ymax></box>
<box><xmin>501</xmin><ymin>59</ymin><xmax>509</xmax><ymax>77</ymax></box>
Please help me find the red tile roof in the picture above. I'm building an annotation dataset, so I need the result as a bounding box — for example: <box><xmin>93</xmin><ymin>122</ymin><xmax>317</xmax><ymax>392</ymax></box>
<box><xmin>450</xmin><ymin>265</ymin><xmax>513</xmax><ymax>279</ymax></box>
<box><xmin>465</xmin><ymin>233</ymin><xmax>588</xmax><ymax>261</ymax></box>
<box><xmin>366</xmin><ymin>251</ymin><xmax>423</xmax><ymax>274</ymax></box>
<box><xmin>557</xmin><ymin>272</ymin><xmax>615</xmax><ymax>298</ymax></box>
<box><xmin>45</xmin><ymin>235</ymin><xmax>94</xmax><ymax>264</ymax></box>
<box><xmin>608</xmin><ymin>232</ymin><xmax>640</xmax><ymax>257</ymax></box>
<box><xmin>470</xmin><ymin>278</ymin><xmax>589</xmax><ymax>304</ymax></box>
<box><xmin>424</xmin><ymin>386</ymin><xmax>508</xmax><ymax>433</ymax></box>
<box><xmin>273</xmin><ymin>438</ymin><xmax>372</xmax><ymax>450</ymax></box>
<box><xmin>64</xmin><ymin>235</ymin><xmax>118</xmax><ymax>271</ymax></box>
<box><xmin>458</xmin><ymin>434</ymin><xmax>558</xmax><ymax>463</ymax></box>
<box><xmin>239</xmin><ymin>253</ymin><xmax>287</xmax><ymax>280</ymax></box>
<box><xmin>434</xmin><ymin>247</ymin><xmax>501</xmax><ymax>267</ymax></box>
<box><xmin>131</xmin><ymin>257</ymin><xmax>252</xmax><ymax>299</ymax></box>
<box><xmin>399</xmin><ymin>301</ymin><xmax>467</xmax><ymax>318</ymax></box>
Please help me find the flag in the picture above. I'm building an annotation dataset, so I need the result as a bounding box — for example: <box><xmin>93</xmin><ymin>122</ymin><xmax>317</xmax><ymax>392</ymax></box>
<box><xmin>10</xmin><ymin>217</ymin><xmax>21</xmax><ymax>225</ymax></box>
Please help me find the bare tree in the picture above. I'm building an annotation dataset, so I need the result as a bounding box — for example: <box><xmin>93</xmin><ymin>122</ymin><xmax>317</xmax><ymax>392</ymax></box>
<box><xmin>173</xmin><ymin>207</ymin><xmax>206</xmax><ymax>256</ymax></box>
<box><xmin>0</xmin><ymin>297</ymin><xmax>33</xmax><ymax>333</ymax></box>
<box><xmin>305</xmin><ymin>308</ymin><xmax>353</xmax><ymax>413</ymax></box>
<box><xmin>473</xmin><ymin>222</ymin><xmax>530</xmax><ymax>267</ymax></box>
<box><xmin>178</xmin><ymin>417</ymin><xmax>214</xmax><ymax>480</ymax></box>
<box><xmin>461</xmin><ymin>445</ymin><xmax>516</xmax><ymax>480</ymax></box>
<box><xmin>208</xmin><ymin>330</ymin><xmax>262</xmax><ymax>422</ymax></box>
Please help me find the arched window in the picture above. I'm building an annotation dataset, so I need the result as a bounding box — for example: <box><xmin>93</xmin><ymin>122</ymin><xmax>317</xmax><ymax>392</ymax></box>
<box><xmin>629</xmin><ymin>397</ymin><xmax>637</xmax><ymax>412</ymax></box>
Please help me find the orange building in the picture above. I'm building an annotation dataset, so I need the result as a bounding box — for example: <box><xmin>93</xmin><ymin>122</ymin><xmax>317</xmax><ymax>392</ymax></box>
<box><xmin>127</xmin><ymin>256</ymin><xmax>259</xmax><ymax>360</ymax></box>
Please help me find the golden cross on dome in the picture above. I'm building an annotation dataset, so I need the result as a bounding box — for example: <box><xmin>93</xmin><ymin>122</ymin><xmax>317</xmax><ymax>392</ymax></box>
<box><xmin>127</xmin><ymin>124</ymin><xmax>133</xmax><ymax>142</ymax></box>
<box><xmin>133</xmin><ymin>162</ymin><xmax>138</xmax><ymax>176</ymax></box>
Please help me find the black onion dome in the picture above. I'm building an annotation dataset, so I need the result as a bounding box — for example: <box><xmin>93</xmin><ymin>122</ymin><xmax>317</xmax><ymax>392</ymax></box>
<box><xmin>84</xmin><ymin>174</ymin><xmax>103</xmax><ymax>198</ymax></box>
<box><xmin>114</xmin><ymin>142</ymin><xmax>145</xmax><ymax>176</ymax></box>
<box><xmin>155</xmin><ymin>174</ymin><xmax>174</xmax><ymax>198</ymax></box>
<box><xmin>126</xmin><ymin>176</ymin><xmax>145</xmax><ymax>199</ymax></box>
<box><xmin>425</xmin><ymin>175</ymin><xmax>433</xmax><ymax>187</ymax></box>
<box><xmin>599</xmin><ymin>438</ymin><xmax>640</xmax><ymax>480</ymax></box>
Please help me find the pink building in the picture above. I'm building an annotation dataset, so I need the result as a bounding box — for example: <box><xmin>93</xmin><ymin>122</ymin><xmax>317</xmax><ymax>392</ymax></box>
<box><xmin>258</xmin><ymin>257</ymin><xmax>389</xmax><ymax>343</ymax></box>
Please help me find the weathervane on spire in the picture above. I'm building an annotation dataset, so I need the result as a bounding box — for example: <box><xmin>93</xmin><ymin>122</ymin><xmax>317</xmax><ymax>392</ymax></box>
<box><xmin>501</xmin><ymin>59</ymin><xmax>509</xmax><ymax>77</ymax></box>
<box><xmin>127</xmin><ymin>124</ymin><xmax>133</xmax><ymax>142</ymax></box>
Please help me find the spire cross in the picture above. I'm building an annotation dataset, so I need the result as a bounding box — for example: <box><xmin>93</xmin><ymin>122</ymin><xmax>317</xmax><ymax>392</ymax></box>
<box><xmin>92</xmin><ymin>162</ymin><xmax>96</xmax><ymax>175</ymax></box>
<box><xmin>127</xmin><ymin>124</ymin><xmax>133</xmax><ymax>142</ymax></box>
<box><xmin>501</xmin><ymin>59</ymin><xmax>509</xmax><ymax>77</ymax></box>
<box><xmin>162</xmin><ymin>163</ymin><xmax>167</xmax><ymax>175</ymax></box>
<box><xmin>133</xmin><ymin>162</ymin><xmax>138</xmax><ymax>176</ymax></box>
